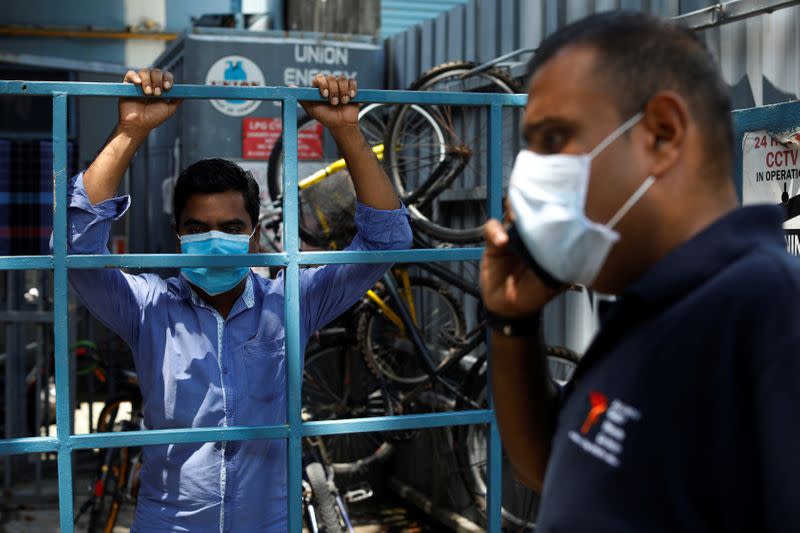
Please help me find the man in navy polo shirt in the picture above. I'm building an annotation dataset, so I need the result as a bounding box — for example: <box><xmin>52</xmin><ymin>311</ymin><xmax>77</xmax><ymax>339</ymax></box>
<box><xmin>481</xmin><ymin>11</ymin><xmax>800</xmax><ymax>531</ymax></box>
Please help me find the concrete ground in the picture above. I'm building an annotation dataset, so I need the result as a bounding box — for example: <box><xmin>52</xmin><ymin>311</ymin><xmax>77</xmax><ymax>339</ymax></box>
<box><xmin>1</xmin><ymin>472</ymin><xmax>444</xmax><ymax>532</ymax></box>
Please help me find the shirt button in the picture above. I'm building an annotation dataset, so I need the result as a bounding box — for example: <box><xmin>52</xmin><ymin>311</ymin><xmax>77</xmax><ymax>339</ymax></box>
<box><xmin>222</xmin><ymin>366</ymin><xmax>229</xmax><ymax>374</ymax></box>
<box><xmin>224</xmin><ymin>492</ymin><xmax>231</xmax><ymax>502</ymax></box>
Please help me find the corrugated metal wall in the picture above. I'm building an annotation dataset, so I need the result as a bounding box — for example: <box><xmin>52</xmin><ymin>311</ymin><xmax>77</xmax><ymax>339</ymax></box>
<box><xmin>385</xmin><ymin>0</ymin><xmax>800</xmax><ymax>353</ymax></box>
<box><xmin>387</xmin><ymin>0</ymin><xmax>800</xmax><ymax>107</ymax></box>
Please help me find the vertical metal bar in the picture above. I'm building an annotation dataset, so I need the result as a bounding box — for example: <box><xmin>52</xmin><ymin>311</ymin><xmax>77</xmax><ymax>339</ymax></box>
<box><xmin>4</xmin><ymin>273</ymin><xmax>15</xmax><ymax>492</ymax></box>
<box><xmin>486</xmin><ymin>103</ymin><xmax>504</xmax><ymax>533</ymax></box>
<box><xmin>35</xmin><ymin>271</ymin><xmax>45</xmax><ymax>496</ymax></box>
<box><xmin>52</xmin><ymin>92</ymin><xmax>74</xmax><ymax>531</ymax></box>
<box><xmin>282</xmin><ymin>97</ymin><xmax>303</xmax><ymax>532</ymax></box>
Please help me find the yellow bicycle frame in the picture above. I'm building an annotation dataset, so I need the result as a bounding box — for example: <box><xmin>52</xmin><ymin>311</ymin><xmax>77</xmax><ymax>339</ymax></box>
<box><xmin>365</xmin><ymin>268</ymin><xmax>417</xmax><ymax>333</ymax></box>
<box><xmin>298</xmin><ymin>144</ymin><xmax>384</xmax><ymax>190</ymax></box>
<box><xmin>296</xmin><ymin>144</ymin><xmax>413</xmax><ymax>332</ymax></box>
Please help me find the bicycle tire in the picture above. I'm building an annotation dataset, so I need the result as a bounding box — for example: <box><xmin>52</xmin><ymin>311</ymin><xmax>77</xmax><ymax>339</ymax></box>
<box><xmin>302</xmin><ymin>344</ymin><xmax>394</xmax><ymax>474</ymax></box>
<box><xmin>93</xmin><ymin>399</ymin><xmax>139</xmax><ymax>533</ymax></box>
<box><xmin>306</xmin><ymin>462</ymin><xmax>343</xmax><ymax>533</ymax></box>
<box><xmin>452</xmin><ymin>346</ymin><xmax>580</xmax><ymax>529</ymax></box>
<box><xmin>266</xmin><ymin>104</ymin><xmax>391</xmax><ymax>250</ymax></box>
<box><xmin>384</xmin><ymin>61</ymin><xmax>522</xmax><ymax>244</ymax></box>
<box><xmin>357</xmin><ymin>275</ymin><xmax>467</xmax><ymax>385</ymax></box>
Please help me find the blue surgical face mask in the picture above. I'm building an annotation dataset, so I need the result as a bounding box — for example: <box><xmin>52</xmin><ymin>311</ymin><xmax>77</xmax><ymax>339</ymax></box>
<box><xmin>179</xmin><ymin>229</ymin><xmax>254</xmax><ymax>296</ymax></box>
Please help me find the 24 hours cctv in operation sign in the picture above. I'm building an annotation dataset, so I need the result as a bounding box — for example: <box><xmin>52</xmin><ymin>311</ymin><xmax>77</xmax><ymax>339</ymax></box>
<box><xmin>742</xmin><ymin>130</ymin><xmax>800</xmax><ymax>255</ymax></box>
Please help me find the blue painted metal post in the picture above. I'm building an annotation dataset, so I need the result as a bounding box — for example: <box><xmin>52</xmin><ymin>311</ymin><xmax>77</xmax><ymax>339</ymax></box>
<box><xmin>282</xmin><ymin>97</ymin><xmax>303</xmax><ymax>532</ymax></box>
<box><xmin>486</xmin><ymin>103</ymin><xmax>504</xmax><ymax>533</ymax></box>
<box><xmin>52</xmin><ymin>92</ymin><xmax>75</xmax><ymax>532</ymax></box>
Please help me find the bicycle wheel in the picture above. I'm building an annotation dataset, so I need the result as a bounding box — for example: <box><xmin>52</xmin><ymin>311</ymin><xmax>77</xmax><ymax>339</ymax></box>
<box><xmin>453</xmin><ymin>346</ymin><xmax>580</xmax><ymax>529</ymax></box>
<box><xmin>384</xmin><ymin>61</ymin><xmax>522</xmax><ymax>243</ymax></box>
<box><xmin>302</xmin><ymin>344</ymin><xmax>393</xmax><ymax>474</ymax></box>
<box><xmin>306</xmin><ymin>462</ymin><xmax>344</xmax><ymax>533</ymax></box>
<box><xmin>266</xmin><ymin>104</ymin><xmax>392</xmax><ymax>250</ymax></box>
<box><xmin>357</xmin><ymin>275</ymin><xmax>466</xmax><ymax>385</ymax></box>
<box><xmin>92</xmin><ymin>399</ymin><xmax>138</xmax><ymax>533</ymax></box>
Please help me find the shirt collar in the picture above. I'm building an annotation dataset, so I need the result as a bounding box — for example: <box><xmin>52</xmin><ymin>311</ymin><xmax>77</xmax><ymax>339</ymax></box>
<box><xmin>621</xmin><ymin>205</ymin><xmax>785</xmax><ymax>313</ymax></box>
<box><xmin>178</xmin><ymin>271</ymin><xmax>256</xmax><ymax>311</ymax></box>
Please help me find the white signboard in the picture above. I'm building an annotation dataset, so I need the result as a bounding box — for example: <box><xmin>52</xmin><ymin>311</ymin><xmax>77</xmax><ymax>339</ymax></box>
<box><xmin>205</xmin><ymin>55</ymin><xmax>266</xmax><ymax>117</ymax></box>
<box><xmin>742</xmin><ymin>129</ymin><xmax>800</xmax><ymax>255</ymax></box>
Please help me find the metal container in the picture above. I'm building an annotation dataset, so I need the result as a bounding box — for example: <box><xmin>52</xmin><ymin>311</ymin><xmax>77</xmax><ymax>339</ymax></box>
<box><xmin>135</xmin><ymin>30</ymin><xmax>384</xmax><ymax>255</ymax></box>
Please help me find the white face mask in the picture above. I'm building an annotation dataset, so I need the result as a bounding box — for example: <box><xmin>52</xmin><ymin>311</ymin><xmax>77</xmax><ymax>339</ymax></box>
<box><xmin>508</xmin><ymin>112</ymin><xmax>655</xmax><ymax>286</ymax></box>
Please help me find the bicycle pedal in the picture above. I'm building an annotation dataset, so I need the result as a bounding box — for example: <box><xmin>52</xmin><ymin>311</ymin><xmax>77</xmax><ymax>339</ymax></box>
<box><xmin>343</xmin><ymin>482</ymin><xmax>373</xmax><ymax>503</ymax></box>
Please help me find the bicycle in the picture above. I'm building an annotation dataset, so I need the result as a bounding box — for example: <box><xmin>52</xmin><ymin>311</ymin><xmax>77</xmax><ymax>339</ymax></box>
<box><xmin>260</xmin><ymin>102</ymin><xmax>447</xmax><ymax>253</ymax></box>
<box><xmin>453</xmin><ymin>346</ymin><xmax>579</xmax><ymax>530</ymax></box>
<box><xmin>263</xmin><ymin>63</ymin><xmax>521</xmax><ymax>250</ymax></box>
<box><xmin>300</xmin><ymin>325</ymin><xmax>398</xmax><ymax>532</ymax></box>
<box><xmin>383</xmin><ymin>61</ymin><xmax>522</xmax><ymax>244</ymax></box>
<box><xmin>73</xmin><ymin>343</ymin><xmax>142</xmax><ymax>533</ymax></box>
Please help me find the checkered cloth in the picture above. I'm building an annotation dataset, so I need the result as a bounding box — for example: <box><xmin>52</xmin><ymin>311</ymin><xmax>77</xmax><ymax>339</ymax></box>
<box><xmin>0</xmin><ymin>140</ymin><xmax>75</xmax><ymax>255</ymax></box>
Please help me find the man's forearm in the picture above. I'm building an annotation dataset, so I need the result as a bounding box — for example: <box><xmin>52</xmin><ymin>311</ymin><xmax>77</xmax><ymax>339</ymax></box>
<box><xmin>330</xmin><ymin>127</ymin><xmax>400</xmax><ymax>210</ymax></box>
<box><xmin>491</xmin><ymin>330</ymin><xmax>558</xmax><ymax>492</ymax></box>
<box><xmin>83</xmin><ymin>125</ymin><xmax>147</xmax><ymax>205</ymax></box>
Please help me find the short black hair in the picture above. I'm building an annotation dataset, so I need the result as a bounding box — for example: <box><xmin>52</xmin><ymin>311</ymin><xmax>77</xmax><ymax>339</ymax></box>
<box><xmin>173</xmin><ymin>158</ymin><xmax>260</xmax><ymax>227</ymax></box>
<box><xmin>528</xmin><ymin>11</ymin><xmax>733</xmax><ymax>177</ymax></box>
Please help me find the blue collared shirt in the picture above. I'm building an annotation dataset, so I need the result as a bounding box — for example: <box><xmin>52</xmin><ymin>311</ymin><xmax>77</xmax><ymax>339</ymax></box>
<box><xmin>65</xmin><ymin>172</ymin><xmax>412</xmax><ymax>532</ymax></box>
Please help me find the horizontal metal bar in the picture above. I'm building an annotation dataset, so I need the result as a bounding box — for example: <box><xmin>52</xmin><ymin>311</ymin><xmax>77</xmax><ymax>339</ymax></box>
<box><xmin>732</xmin><ymin>99</ymin><xmax>800</xmax><ymax>131</ymax></box>
<box><xmin>0</xmin><ymin>437</ymin><xmax>58</xmax><ymax>456</ymax></box>
<box><xmin>0</xmin><ymin>311</ymin><xmax>54</xmax><ymax>323</ymax></box>
<box><xmin>66</xmin><ymin>253</ymin><xmax>289</xmax><ymax>269</ymax></box>
<box><xmin>0</xmin><ymin>412</ymin><xmax>494</xmax><ymax>455</ymax></box>
<box><xmin>0</xmin><ymin>81</ymin><xmax>527</xmax><ymax>107</ymax></box>
<box><xmin>69</xmin><ymin>424</ymin><xmax>290</xmax><ymax>450</ymax></box>
<box><xmin>63</xmin><ymin>249</ymin><xmax>482</xmax><ymax>268</ymax></box>
<box><xmin>299</xmin><ymin>248</ymin><xmax>483</xmax><ymax>265</ymax></box>
<box><xmin>302</xmin><ymin>410</ymin><xmax>494</xmax><ymax>437</ymax></box>
<box><xmin>675</xmin><ymin>0</ymin><xmax>800</xmax><ymax>30</ymax></box>
<box><xmin>0</xmin><ymin>256</ymin><xmax>54</xmax><ymax>270</ymax></box>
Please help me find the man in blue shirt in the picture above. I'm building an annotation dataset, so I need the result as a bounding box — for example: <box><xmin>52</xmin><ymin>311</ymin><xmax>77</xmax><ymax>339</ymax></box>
<box><xmin>481</xmin><ymin>11</ymin><xmax>800</xmax><ymax>531</ymax></box>
<box><xmin>66</xmin><ymin>69</ymin><xmax>411</xmax><ymax>531</ymax></box>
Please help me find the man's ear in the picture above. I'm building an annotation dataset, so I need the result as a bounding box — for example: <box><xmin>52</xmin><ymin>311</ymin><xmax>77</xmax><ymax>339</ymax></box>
<box><xmin>173</xmin><ymin>222</ymin><xmax>181</xmax><ymax>253</ymax></box>
<box><xmin>249</xmin><ymin>226</ymin><xmax>261</xmax><ymax>253</ymax></box>
<box><xmin>642</xmin><ymin>90</ymin><xmax>688</xmax><ymax>178</ymax></box>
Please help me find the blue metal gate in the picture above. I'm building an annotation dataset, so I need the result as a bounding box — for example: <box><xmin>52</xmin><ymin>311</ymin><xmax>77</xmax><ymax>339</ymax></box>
<box><xmin>0</xmin><ymin>81</ymin><xmax>526</xmax><ymax>532</ymax></box>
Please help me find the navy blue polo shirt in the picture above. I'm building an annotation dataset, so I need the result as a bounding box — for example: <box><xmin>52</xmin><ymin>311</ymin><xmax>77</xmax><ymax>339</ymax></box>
<box><xmin>536</xmin><ymin>205</ymin><xmax>800</xmax><ymax>532</ymax></box>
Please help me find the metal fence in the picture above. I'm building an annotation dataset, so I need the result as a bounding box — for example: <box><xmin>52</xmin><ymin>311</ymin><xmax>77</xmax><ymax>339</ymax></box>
<box><xmin>0</xmin><ymin>81</ymin><xmax>526</xmax><ymax>532</ymax></box>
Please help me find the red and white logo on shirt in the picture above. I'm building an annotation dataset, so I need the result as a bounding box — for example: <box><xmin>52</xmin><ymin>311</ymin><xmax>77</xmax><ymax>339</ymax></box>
<box><xmin>568</xmin><ymin>391</ymin><xmax>641</xmax><ymax>468</ymax></box>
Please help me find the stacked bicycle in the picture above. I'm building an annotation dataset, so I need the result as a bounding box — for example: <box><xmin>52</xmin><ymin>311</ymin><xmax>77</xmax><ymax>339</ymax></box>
<box><xmin>267</xmin><ymin>59</ymin><xmax>582</xmax><ymax>531</ymax></box>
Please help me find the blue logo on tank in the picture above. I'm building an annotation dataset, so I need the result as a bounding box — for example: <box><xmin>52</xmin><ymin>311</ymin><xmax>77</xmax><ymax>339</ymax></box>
<box><xmin>224</xmin><ymin>60</ymin><xmax>246</xmax><ymax>104</ymax></box>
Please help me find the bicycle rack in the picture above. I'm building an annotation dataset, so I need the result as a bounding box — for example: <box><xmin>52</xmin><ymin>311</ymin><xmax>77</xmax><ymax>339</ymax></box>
<box><xmin>0</xmin><ymin>80</ymin><xmax>526</xmax><ymax>532</ymax></box>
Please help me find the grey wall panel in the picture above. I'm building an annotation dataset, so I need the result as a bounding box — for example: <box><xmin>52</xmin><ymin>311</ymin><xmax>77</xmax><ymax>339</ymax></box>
<box><xmin>420</xmin><ymin>20</ymin><xmax>435</xmax><ymax>73</ymax></box>
<box><xmin>499</xmin><ymin>0</ymin><xmax>519</xmax><ymax>55</ymax></box>
<box><xmin>464</xmin><ymin>0</ymin><xmax>478</xmax><ymax>62</ymax></box>
<box><xmin>477</xmin><ymin>0</ymin><xmax>500</xmax><ymax>62</ymax></box>
<box><xmin>518</xmin><ymin>0</ymin><xmax>545</xmax><ymax>51</ymax></box>
<box><xmin>434</xmin><ymin>13</ymin><xmax>449</xmax><ymax>66</ymax></box>
<box><xmin>404</xmin><ymin>27</ymin><xmax>421</xmax><ymax>89</ymax></box>
<box><xmin>447</xmin><ymin>6</ymin><xmax>466</xmax><ymax>60</ymax></box>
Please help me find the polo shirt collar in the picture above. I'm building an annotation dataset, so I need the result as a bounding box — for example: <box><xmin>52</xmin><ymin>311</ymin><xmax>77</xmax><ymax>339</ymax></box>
<box><xmin>621</xmin><ymin>205</ymin><xmax>785</xmax><ymax>313</ymax></box>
